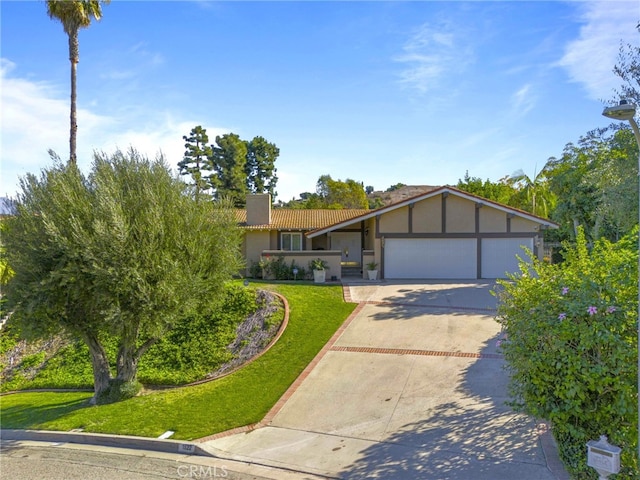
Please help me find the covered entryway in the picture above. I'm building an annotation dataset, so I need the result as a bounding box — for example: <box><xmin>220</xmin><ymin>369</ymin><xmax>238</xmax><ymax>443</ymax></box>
<box><xmin>330</xmin><ymin>232</ymin><xmax>362</xmax><ymax>265</ymax></box>
<box><xmin>384</xmin><ymin>238</ymin><xmax>477</xmax><ymax>279</ymax></box>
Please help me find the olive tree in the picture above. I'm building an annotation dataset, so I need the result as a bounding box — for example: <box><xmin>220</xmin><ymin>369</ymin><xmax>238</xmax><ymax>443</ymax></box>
<box><xmin>3</xmin><ymin>148</ymin><xmax>242</xmax><ymax>403</ymax></box>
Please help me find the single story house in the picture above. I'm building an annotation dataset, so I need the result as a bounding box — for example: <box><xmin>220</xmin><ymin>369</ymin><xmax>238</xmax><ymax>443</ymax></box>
<box><xmin>237</xmin><ymin>187</ymin><xmax>558</xmax><ymax>280</ymax></box>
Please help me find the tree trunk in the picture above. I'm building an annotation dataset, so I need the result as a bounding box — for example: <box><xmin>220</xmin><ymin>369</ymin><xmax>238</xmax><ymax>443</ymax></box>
<box><xmin>115</xmin><ymin>336</ymin><xmax>157</xmax><ymax>383</ymax></box>
<box><xmin>68</xmin><ymin>29</ymin><xmax>79</xmax><ymax>166</ymax></box>
<box><xmin>572</xmin><ymin>218</ymin><xmax>580</xmax><ymax>240</ymax></box>
<box><xmin>78</xmin><ymin>331</ymin><xmax>112</xmax><ymax>405</ymax></box>
<box><xmin>115</xmin><ymin>342</ymin><xmax>138</xmax><ymax>383</ymax></box>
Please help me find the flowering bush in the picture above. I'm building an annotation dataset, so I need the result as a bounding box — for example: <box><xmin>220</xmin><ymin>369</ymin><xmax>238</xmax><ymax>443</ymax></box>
<box><xmin>495</xmin><ymin>227</ymin><xmax>638</xmax><ymax>479</ymax></box>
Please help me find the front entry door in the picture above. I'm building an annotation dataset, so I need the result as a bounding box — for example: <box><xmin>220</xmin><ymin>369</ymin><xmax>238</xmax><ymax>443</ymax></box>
<box><xmin>330</xmin><ymin>232</ymin><xmax>361</xmax><ymax>264</ymax></box>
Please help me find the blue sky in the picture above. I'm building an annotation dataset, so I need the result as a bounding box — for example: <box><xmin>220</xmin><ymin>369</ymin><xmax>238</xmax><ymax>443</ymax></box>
<box><xmin>1</xmin><ymin>1</ymin><xmax>638</xmax><ymax>202</ymax></box>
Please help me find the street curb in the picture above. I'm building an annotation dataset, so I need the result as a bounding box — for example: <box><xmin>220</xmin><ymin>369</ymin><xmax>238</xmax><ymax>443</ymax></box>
<box><xmin>0</xmin><ymin>292</ymin><xmax>292</xmax><ymax>459</ymax></box>
<box><xmin>538</xmin><ymin>422</ymin><xmax>571</xmax><ymax>480</ymax></box>
<box><xmin>1</xmin><ymin>428</ymin><xmax>215</xmax><ymax>457</ymax></box>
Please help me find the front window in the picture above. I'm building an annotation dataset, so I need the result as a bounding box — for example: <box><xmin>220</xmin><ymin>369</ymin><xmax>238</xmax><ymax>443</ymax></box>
<box><xmin>282</xmin><ymin>232</ymin><xmax>302</xmax><ymax>251</ymax></box>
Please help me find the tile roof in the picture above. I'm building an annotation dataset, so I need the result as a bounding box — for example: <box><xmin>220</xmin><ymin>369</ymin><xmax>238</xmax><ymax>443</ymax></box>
<box><xmin>235</xmin><ymin>208</ymin><xmax>370</xmax><ymax>230</ymax></box>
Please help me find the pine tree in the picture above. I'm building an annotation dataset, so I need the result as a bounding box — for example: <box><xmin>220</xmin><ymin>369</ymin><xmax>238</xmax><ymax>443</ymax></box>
<box><xmin>178</xmin><ymin>126</ymin><xmax>213</xmax><ymax>202</ymax></box>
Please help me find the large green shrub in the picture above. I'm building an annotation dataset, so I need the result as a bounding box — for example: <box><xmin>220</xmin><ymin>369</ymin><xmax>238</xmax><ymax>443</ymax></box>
<box><xmin>495</xmin><ymin>228</ymin><xmax>638</xmax><ymax>478</ymax></box>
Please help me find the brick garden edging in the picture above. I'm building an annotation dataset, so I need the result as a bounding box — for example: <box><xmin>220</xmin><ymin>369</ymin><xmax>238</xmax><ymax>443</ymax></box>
<box><xmin>195</xmin><ymin>301</ymin><xmax>365</xmax><ymax>442</ymax></box>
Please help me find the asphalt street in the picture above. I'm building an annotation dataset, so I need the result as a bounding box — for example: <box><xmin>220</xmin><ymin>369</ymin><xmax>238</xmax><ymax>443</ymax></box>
<box><xmin>0</xmin><ymin>440</ymin><xmax>321</xmax><ymax>480</ymax></box>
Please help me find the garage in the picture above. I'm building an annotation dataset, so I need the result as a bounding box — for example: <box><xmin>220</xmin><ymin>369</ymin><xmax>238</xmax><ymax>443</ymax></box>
<box><xmin>384</xmin><ymin>237</ymin><xmax>535</xmax><ymax>279</ymax></box>
<box><xmin>481</xmin><ymin>238</ymin><xmax>534</xmax><ymax>279</ymax></box>
<box><xmin>384</xmin><ymin>238</ymin><xmax>477</xmax><ymax>279</ymax></box>
<box><xmin>305</xmin><ymin>186</ymin><xmax>557</xmax><ymax>281</ymax></box>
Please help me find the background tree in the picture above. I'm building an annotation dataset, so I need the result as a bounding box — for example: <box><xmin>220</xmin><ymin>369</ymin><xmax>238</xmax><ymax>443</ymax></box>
<box><xmin>304</xmin><ymin>175</ymin><xmax>368</xmax><ymax>208</ymax></box>
<box><xmin>613</xmin><ymin>23</ymin><xmax>640</xmax><ymax>106</ymax></box>
<box><xmin>47</xmin><ymin>0</ymin><xmax>109</xmax><ymax>165</ymax></box>
<box><xmin>245</xmin><ymin>136</ymin><xmax>279</xmax><ymax>197</ymax></box>
<box><xmin>208</xmin><ymin>134</ymin><xmax>245</xmax><ymax>206</ymax></box>
<box><xmin>178</xmin><ymin>125</ymin><xmax>213</xmax><ymax>201</ymax></box>
<box><xmin>284</xmin><ymin>191</ymin><xmax>325</xmax><ymax>209</ymax></box>
<box><xmin>507</xmin><ymin>164</ymin><xmax>557</xmax><ymax>218</ymax></box>
<box><xmin>545</xmin><ymin>145</ymin><xmax>596</xmax><ymax>241</ymax></box>
<box><xmin>315</xmin><ymin>174</ymin><xmax>332</xmax><ymax>199</ymax></box>
<box><xmin>325</xmin><ymin>177</ymin><xmax>369</xmax><ymax>209</ymax></box>
<box><xmin>546</xmin><ymin>126</ymin><xmax>638</xmax><ymax>242</ymax></box>
<box><xmin>585</xmin><ymin>127</ymin><xmax>638</xmax><ymax>240</ymax></box>
<box><xmin>385</xmin><ymin>183</ymin><xmax>406</xmax><ymax>192</ymax></box>
<box><xmin>280</xmin><ymin>176</ymin><xmax>371</xmax><ymax>209</ymax></box>
<box><xmin>206</xmin><ymin>133</ymin><xmax>280</xmax><ymax>206</ymax></box>
<box><xmin>3</xmin><ymin>149</ymin><xmax>242</xmax><ymax>404</ymax></box>
<box><xmin>456</xmin><ymin>171</ymin><xmax>517</xmax><ymax>206</ymax></box>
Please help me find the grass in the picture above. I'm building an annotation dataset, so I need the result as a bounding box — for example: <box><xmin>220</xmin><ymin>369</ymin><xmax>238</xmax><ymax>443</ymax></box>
<box><xmin>0</xmin><ymin>282</ymin><xmax>355</xmax><ymax>440</ymax></box>
<box><xmin>1</xmin><ymin>284</ymin><xmax>270</xmax><ymax>391</ymax></box>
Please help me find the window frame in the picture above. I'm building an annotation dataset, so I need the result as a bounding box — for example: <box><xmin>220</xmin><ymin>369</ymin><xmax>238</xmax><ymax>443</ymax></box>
<box><xmin>281</xmin><ymin>232</ymin><xmax>303</xmax><ymax>251</ymax></box>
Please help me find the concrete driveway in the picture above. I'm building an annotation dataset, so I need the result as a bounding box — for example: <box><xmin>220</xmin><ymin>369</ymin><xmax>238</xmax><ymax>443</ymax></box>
<box><xmin>201</xmin><ymin>281</ymin><xmax>567</xmax><ymax>480</ymax></box>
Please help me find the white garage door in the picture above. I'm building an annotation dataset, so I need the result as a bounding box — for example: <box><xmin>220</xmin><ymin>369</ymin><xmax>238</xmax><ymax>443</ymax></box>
<box><xmin>481</xmin><ymin>238</ymin><xmax>534</xmax><ymax>278</ymax></box>
<box><xmin>385</xmin><ymin>238</ymin><xmax>477</xmax><ymax>279</ymax></box>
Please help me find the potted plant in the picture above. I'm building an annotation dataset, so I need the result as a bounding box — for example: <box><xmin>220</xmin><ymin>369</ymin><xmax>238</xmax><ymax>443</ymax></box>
<box><xmin>310</xmin><ymin>258</ymin><xmax>329</xmax><ymax>283</ymax></box>
<box><xmin>366</xmin><ymin>261</ymin><xmax>378</xmax><ymax>281</ymax></box>
<box><xmin>258</xmin><ymin>256</ymin><xmax>271</xmax><ymax>279</ymax></box>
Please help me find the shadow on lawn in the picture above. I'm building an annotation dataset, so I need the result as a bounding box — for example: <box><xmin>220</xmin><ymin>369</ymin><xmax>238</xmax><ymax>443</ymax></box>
<box><xmin>0</xmin><ymin>394</ymin><xmax>91</xmax><ymax>429</ymax></box>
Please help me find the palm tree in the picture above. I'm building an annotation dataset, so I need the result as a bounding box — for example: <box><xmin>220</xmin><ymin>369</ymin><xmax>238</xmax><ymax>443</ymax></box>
<box><xmin>46</xmin><ymin>0</ymin><xmax>109</xmax><ymax>165</ymax></box>
<box><xmin>508</xmin><ymin>163</ymin><xmax>557</xmax><ymax>218</ymax></box>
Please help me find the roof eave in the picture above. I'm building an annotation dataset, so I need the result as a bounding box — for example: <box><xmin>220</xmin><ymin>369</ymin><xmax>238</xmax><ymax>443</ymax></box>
<box><xmin>307</xmin><ymin>186</ymin><xmax>558</xmax><ymax>238</ymax></box>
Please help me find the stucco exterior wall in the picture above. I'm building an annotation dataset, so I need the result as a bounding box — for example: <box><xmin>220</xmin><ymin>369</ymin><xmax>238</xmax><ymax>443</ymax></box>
<box><xmin>246</xmin><ymin>194</ymin><xmax>271</xmax><ymax>225</ymax></box>
<box><xmin>364</xmin><ymin>218</ymin><xmax>376</xmax><ymax>249</ymax></box>
<box><xmin>412</xmin><ymin>196</ymin><xmax>442</xmax><ymax>233</ymax></box>
<box><xmin>261</xmin><ymin>250</ymin><xmax>342</xmax><ymax>280</ymax></box>
<box><xmin>446</xmin><ymin>195</ymin><xmax>475</xmax><ymax>233</ymax></box>
<box><xmin>510</xmin><ymin>216</ymin><xmax>539</xmax><ymax>232</ymax></box>
<box><xmin>379</xmin><ymin>206</ymin><xmax>409</xmax><ymax>233</ymax></box>
<box><xmin>245</xmin><ymin>231</ymin><xmax>271</xmax><ymax>273</ymax></box>
<box><xmin>479</xmin><ymin>207</ymin><xmax>507</xmax><ymax>233</ymax></box>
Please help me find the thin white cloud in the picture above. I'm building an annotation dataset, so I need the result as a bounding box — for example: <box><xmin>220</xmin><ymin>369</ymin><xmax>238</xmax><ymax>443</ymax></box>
<box><xmin>457</xmin><ymin>127</ymin><xmax>501</xmax><ymax>150</ymax></box>
<box><xmin>511</xmin><ymin>83</ymin><xmax>536</xmax><ymax>116</ymax></box>
<box><xmin>1</xmin><ymin>58</ymin><xmax>113</xmax><ymax>196</ymax></box>
<box><xmin>558</xmin><ymin>1</ymin><xmax>639</xmax><ymax>100</ymax></box>
<box><xmin>98</xmin><ymin>41</ymin><xmax>164</xmax><ymax>81</ymax></box>
<box><xmin>129</xmin><ymin>42</ymin><xmax>165</xmax><ymax>66</ymax></box>
<box><xmin>0</xmin><ymin>59</ymin><xmax>228</xmax><ymax>198</ymax></box>
<box><xmin>395</xmin><ymin>20</ymin><xmax>473</xmax><ymax>94</ymax></box>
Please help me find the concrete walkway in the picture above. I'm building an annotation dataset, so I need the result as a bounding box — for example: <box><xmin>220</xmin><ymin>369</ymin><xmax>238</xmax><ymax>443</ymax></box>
<box><xmin>200</xmin><ymin>280</ymin><xmax>569</xmax><ymax>479</ymax></box>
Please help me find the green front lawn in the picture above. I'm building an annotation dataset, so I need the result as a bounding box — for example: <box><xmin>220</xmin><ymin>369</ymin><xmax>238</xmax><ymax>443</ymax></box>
<box><xmin>0</xmin><ymin>282</ymin><xmax>355</xmax><ymax>440</ymax></box>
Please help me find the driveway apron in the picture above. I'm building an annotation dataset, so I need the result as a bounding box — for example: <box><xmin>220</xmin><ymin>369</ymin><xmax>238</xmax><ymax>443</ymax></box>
<box><xmin>200</xmin><ymin>281</ymin><xmax>565</xmax><ymax>480</ymax></box>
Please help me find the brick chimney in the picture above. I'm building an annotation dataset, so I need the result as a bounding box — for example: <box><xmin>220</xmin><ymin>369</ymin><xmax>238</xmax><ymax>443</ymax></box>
<box><xmin>246</xmin><ymin>194</ymin><xmax>271</xmax><ymax>226</ymax></box>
